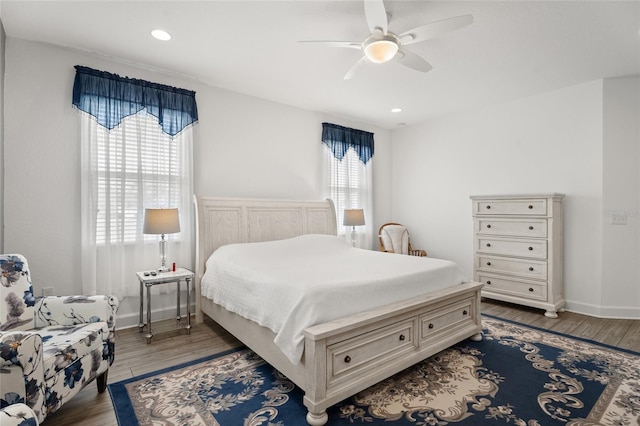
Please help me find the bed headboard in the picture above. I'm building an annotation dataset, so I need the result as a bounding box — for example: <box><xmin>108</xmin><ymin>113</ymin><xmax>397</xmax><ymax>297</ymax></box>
<box><xmin>193</xmin><ymin>196</ymin><xmax>337</xmax><ymax>321</ymax></box>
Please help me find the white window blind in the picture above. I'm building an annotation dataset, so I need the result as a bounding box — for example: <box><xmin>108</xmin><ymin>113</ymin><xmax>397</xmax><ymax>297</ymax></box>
<box><xmin>95</xmin><ymin>112</ymin><xmax>181</xmax><ymax>244</ymax></box>
<box><xmin>329</xmin><ymin>148</ymin><xmax>365</xmax><ymax>228</ymax></box>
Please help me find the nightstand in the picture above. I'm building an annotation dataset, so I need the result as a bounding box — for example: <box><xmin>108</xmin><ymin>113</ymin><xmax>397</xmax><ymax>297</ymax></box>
<box><xmin>136</xmin><ymin>268</ymin><xmax>194</xmax><ymax>343</ymax></box>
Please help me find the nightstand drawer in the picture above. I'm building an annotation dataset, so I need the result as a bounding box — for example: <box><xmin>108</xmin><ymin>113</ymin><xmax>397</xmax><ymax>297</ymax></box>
<box><xmin>476</xmin><ymin>255</ymin><xmax>547</xmax><ymax>279</ymax></box>
<box><xmin>477</xmin><ymin>237</ymin><xmax>547</xmax><ymax>259</ymax></box>
<box><xmin>474</xmin><ymin>199</ymin><xmax>546</xmax><ymax>216</ymax></box>
<box><xmin>327</xmin><ymin>318</ymin><xmax>416</xmax><ymax>387</ymax></box>
<box><xmin>477</xmin><ymin>273</ymin><xmax>547</xmax><ymax>301</ymax></box>
<box><xmin>475</xmin><ymin>218</ymin><xmax>547</xmax><ymax>238</ymax></box>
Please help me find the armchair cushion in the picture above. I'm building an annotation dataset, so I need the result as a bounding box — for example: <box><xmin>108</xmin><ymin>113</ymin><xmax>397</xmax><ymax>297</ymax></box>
<box><xmin>378</xmin><ymin>223</ymin><xmax>427</xmax><ymax>257</ymax></box>
<box><xmin>0</xmin><ymin>403</ymin><xmax>39</xmax><ymax>426</ymax></box>
<box><xmin>379</xmin><ymin>224</ymin><xmax>410</xmax><ymax>254</ymax></box>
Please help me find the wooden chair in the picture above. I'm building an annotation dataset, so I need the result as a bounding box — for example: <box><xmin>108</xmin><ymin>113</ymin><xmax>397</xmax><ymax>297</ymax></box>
<box><xmin>378</xmin><ymin>223</ymin><xmax>427</xmax><ymax>257</ymax></box>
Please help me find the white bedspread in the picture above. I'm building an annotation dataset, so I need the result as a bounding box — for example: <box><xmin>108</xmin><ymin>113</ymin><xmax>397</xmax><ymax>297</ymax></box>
<box><xmin>201</xmin><ymin>234</ymin><xmax>466</xmax><ymax>364</ymax></box>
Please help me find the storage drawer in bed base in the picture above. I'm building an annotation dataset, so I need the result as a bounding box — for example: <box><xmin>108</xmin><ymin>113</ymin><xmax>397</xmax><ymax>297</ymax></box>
<box><xmin>319</xmin><ymin>292</ymin><xmax>480</xmax><ymax>397</ymax></box>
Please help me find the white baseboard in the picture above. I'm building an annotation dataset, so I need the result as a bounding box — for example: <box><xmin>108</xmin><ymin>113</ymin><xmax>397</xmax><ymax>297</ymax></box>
<box><xmin>564</xmin><ymin>300</ymin><xmax>640</xmax><ymax>320</ymax></box>
<box><xmin>116</xmin><ymin>303</ymin><xmax>196</xmax><ymax>330</ymax></box>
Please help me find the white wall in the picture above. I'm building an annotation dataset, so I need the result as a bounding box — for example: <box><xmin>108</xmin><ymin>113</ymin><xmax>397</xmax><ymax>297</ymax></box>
<box><xmin>391</xmin><ymin>81</ymin><xmax>608</xmax><ymax>315</ymax></box>
<box><xmin>602</xmin><ymin>76</ymin><xmax>640</xmax><ymax>317</ymax></box>
<box><xmin>2</xmin><ymin>37</ymin><xmax>392</xmax><ymax>327</ymax></box>
<box><xmin>0</xmin><ymin>16</ymin><xmax>5</xmax><ymax>252</ymax></box>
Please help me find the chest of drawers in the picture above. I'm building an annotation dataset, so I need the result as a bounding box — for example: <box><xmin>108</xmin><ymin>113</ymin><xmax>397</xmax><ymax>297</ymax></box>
<box><xmin>470</xmin><ymin>194</ymin><xmax>565</xmax><ymax>318</ymax></box>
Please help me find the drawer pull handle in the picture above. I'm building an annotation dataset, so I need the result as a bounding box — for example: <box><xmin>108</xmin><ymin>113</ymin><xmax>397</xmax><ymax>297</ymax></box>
<box><xmin>528</xmin><ymin>205</ymin><xmax>533</xmax><ymax>209</ymax></box>
<box><xmin>486</xmin><ymin>224</ymin><xmax>492</xmax><ymax>229</ymax></box>
<box><xmin>428</xmin><ymin>323</ymin><xmax>434</xmax><ymax>329</ymax></box>
<box><xmin>529</xmin><ymin>226</ymin><xmax>534</xmax><ymax>230</ymax></box>
<box><xmin>486</xmin><ymin>205</ymin><xmax>491</xmax><ymax>210</ymax></box>
<box><xmin>529</xmin><ymin>267</ymin><xmax>534</xmax><ymax>271</ymax></box>
<box><xmin>486</xmin><ymin>243</ymin><xmax>491</xmax><ymax>247</ymax></box>
<box><xmin>486</xmin><ymin>261</ymin><xmax>491</xmax><ymax>266</ymax></box>
<box><xmin>528</xmin><ymin>246</ymin><xmax>533</xmax><ymax>251</ymax></box>
<box><xmin>463</xmin><ymin>310</ymin><xmax>468</xmax><ymax>315</ymax></box>
<box><xmin>344</xmin><ymin>355</ymin><xmax>351</xmax><ymax>363</ymax></box>
<box><xmin>529</xmin><ymin>288</ymin><xmax>534</xmax><ymax>292</ymax></box>
<box><xmin>399</xmin><ymin>334</ymin><xmax>405</xmax><ymax>341</ymax></box>
<box><xmin>486</xmin><ymin>280</ymin><xmax>492</xmax><ymax>285</ymax></box>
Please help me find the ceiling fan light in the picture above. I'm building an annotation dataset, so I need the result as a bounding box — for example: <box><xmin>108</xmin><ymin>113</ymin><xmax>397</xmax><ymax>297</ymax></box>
<box><xmin>364</xmin><ymin>40</ymin><xmax>398</xmax><ymax>64</ymax></box>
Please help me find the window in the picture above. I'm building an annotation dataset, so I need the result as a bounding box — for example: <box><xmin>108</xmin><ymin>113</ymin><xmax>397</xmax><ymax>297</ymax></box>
<box><xmin>322</xmin><ymin>122</ymin><xmax>374</xmax><ymax>249</ymax></box>
<box><xmin>95</xmin><ymin>112</ymin><xmax>182</xmax><ymax>244</ymax></box>
<box><xmin>74</xmin><ymin>65</ymin><xmax>197</xmax><ymax>298</ymax></box>
<box><xmin>328</xmin><ymin>148</ymin><xmax>369</xmax><ymax>230</ymax></box>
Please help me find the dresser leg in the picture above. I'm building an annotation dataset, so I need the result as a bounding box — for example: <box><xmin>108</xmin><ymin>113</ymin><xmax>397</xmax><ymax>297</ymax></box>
<box><xmin>470</xmin><ymin>332</ymin><xmax>483</xmax><ymax>341</ymax></box>
<box><xmin>544</xmin><ymin>310</ymin><xmax>559</xmax><ymax>319</ymax></box>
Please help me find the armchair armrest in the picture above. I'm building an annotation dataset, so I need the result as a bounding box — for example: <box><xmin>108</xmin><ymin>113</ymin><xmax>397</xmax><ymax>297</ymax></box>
<box><xmin>0</xmin><ymin>332</ymin><xmax>46</xmax><ymax>421</ymax></box>
<box><xmin>33</xmin><ymin>295</ymin><xmax>118</xmax><ymax>331</ymax></box>
<box><xmin>0</xmin><ymin>403</ymin><xmax>39</xmax><ymax>426</ymax></box>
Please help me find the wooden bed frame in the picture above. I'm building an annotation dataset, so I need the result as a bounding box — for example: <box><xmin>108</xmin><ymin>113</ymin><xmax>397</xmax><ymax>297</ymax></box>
<box><xmin>194</xmin><ymin>196</ymin><xmax>483</xmax><ymax>425</ymax></box>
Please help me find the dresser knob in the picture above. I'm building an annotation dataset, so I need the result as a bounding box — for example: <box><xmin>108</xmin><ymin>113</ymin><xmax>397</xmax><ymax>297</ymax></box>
<box><xmin>428</xmin><ymin>323</ymin><xmax>434</xmax><ymax>329</ymax></box>
<box><xmin>486</xmin><ymin>280</ymin><xmax>491</xmax><ymax>285</ymax></box>
<box><xmin>529</xmin><ymin>288</ymin><xmax>534</xmax><ymax>292</ymax></box>
<box><xmin>486</xmin><ymin>224</ymin><xmax>491</xmax><ymax>229</ymax></box>
<box><xmin>529</xmin><ymin>267</ymin><xmax>534</xmax><ymax>271</ymax></box>
<box><xmin>529</xmin><ymin>226</ymin><xmax>534</xmax><ymax>230</ymax></box>
<box><xmin>528</xmin><ymin>246</ymin><xmax>533</xmax><ymax>251</ymax></box>
<box><xmin>399</xmin><ymin>334</ymin><xmax>405</xmax><ymax>341</ymax></box>
<box><xmin>486</xmin><ymin>205</ymin><xmax>491</xmax><ymax>209</ymax></box>
<box><xmin>528</xmin><ymin>205</ymin><xmax>533</xmax><ymax>209</ymax></box>
<box><xmin>344</xmin><ymin>355</ymin><xmax>351</xmax><ymax>363</ymax></box>
<box><xmin>463</xmin><ymin>310</ymin><xmax>468</xmax><ymax>315</ymax></box>
<box><xmin>487</xmin><ymin>262</ymin><xmax>491</xmax><ymax>266</ymax></box>
<box><xmin>486</xmin><ymin>243</ymin><xmax>491</xmax><ymax>247</ymax></box>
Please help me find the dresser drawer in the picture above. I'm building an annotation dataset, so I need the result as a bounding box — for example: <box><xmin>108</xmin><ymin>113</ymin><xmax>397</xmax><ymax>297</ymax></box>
<box><xmin>418</xmin><ymin>299</ymin><xmax>474</xmax><ymax>344</ymax></box>
<box><xmin>475</xmin><ymin>218</ymin><xmax>547</xmax><ymax>238</ymax></box>
<box><xmin>477</xmin><ymin>273</ymin><xmax>547</xmax><ymax>301</ymax></box>
<box><xmin>476</xmin><ymin>255</ymin><xmax>547</xmax><ymax>279</ymax></box>
<box><xmin>477</xmin><ymin>237</ymin><xmax>547</xmax><ymax>259</ymax></box>
<box><xmin>474</xmin><ymin>199</ymin><xmax>547</xmax><ymax>216</ymax></box>
<box><xmin>327</xmin><ymin>317</ymin><xmax>416</xmax><ymax>387</ymax></box>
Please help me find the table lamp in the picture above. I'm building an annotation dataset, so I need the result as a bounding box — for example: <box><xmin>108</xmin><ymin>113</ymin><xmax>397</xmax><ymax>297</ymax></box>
<box><xmin>143</xmin><ymin>208</ymin><xmax>180</xmax><ymax>272</ymax></box>
<box><xmin>343</xmin><ymin>209</ymin><xmax>365</xmax><ymax>247</ymax></box>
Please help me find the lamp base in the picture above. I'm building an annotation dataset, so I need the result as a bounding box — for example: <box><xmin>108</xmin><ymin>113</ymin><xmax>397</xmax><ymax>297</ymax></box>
<box><xmin>351</xmin><ymin>226</ymin><xmax>357</xmax><ymax>247</ymax></box>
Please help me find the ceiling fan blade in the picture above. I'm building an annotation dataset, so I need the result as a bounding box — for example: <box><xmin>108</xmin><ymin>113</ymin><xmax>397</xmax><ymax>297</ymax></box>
<box><xmin>298</xmin><ymin>40</ymin><xmax>362</xmax><ymax>50</ymax></box>
<box><xmin>399</xmin><ymin>14</ymin><xmax>473</xmax><ymax>45</ymax></box>
<box><xmin>344</xmin><ymin>57</ymin><xmax>369</xmax><ymax>80</ymax></box>
<box><xmin>364</xmin><ymin>0</ymin><xmax>388</xmax><ymax>35</ymax></box>
<box><xmin>396</xmin><ymin>49</ymin><xmax>433</xmax><ymax>73</ymax></box>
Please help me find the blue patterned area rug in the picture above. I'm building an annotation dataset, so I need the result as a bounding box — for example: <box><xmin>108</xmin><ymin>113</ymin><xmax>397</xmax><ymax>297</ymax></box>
<box><xmin>108</xmin><ymin>315</ymin><xmax>640</xmax><ymax>425</ymax></box>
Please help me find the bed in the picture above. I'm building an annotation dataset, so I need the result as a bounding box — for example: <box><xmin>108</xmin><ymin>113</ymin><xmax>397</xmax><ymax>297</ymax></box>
<box><xmin>194</xmin><ymin>196</ymin><xmax>483</xmax><ymax>425</ymax></box>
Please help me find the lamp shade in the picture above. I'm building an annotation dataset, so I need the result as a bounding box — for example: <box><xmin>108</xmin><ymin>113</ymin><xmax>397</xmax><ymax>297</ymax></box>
<box><xmin>143</xmin><ymin>208</ymin><xmax>180</xmax><ymax>235</ymax></box>
<box><xmin>343</xmin><ymin>209</ymin><xmax>365</xmax><ymax>226</ymax></box>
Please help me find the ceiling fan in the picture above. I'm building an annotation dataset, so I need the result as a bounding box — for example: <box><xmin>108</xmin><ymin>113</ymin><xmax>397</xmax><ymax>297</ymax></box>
<box><xmin>300</xmin><ymin>0</ymin><xmax>473</xmax><ymax>79</ymax></box>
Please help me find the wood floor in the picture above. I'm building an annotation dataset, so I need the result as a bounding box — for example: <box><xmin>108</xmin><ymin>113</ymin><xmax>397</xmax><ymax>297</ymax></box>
<box><xmin>45</xmin><ymin>300</ymin><xmax>640</xmax><ymax>426</ymax></box>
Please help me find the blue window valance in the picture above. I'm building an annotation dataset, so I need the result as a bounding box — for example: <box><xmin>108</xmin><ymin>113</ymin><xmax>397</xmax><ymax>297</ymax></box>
<box><xmin>322</xmin><ymin>122</ymin><xmax>374</xmax><ymax>164</ymax></box>
<box><xmin>72</xmin><ymin>65</ymin><xmax>198</xmax><ymax>137</ymax></box>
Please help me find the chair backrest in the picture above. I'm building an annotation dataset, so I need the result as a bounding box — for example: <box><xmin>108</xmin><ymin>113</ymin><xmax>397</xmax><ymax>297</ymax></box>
<box><xmin>379</xmin><ymin>224</ymin><xmax>410</xmax><ymax>255</ymax></box>
<box><xmin>0</xmin><ymin>254</ymin><xmax>35</xmax><ymax>331</ymax></box>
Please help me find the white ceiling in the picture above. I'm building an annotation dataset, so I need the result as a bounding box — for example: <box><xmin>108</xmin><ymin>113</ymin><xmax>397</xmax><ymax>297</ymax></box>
<box><xmin>1</xmin><ymin>0</ymin><xmax>639</xmax><ymax>129</ymax></box>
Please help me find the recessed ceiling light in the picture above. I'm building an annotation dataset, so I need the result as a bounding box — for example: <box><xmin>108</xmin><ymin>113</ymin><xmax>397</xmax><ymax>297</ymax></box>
<box><xmin>391</xmin><ymin>108</ymin><xmax>402</xmax><ymax>113</ymax></box>
<box><xmin>151</xmin><ymin>29</ymin><xmax>172</xmax><ymax>41</ymax></box>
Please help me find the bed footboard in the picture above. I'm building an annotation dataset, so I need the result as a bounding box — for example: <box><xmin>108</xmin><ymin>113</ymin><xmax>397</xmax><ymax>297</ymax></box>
<box><xmin>302</xmin><ymin>281</ymin><xmax>483</xmax><ymax>425</ymax></box>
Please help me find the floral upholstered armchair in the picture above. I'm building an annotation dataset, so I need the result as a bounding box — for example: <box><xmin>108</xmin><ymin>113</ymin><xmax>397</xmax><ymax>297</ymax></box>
<box><xmin>0</xmin><ymin>254</ymin><xmax>118</xmax><ymax>423</ymax></box>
